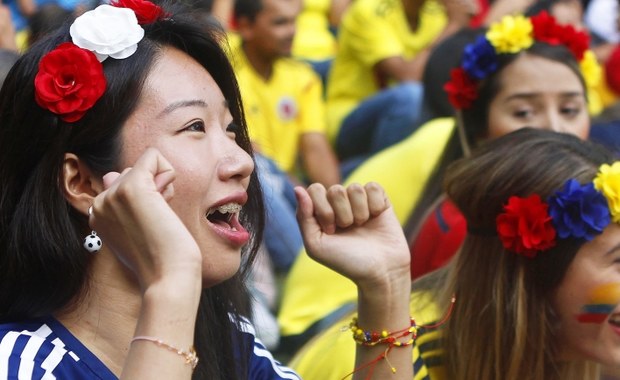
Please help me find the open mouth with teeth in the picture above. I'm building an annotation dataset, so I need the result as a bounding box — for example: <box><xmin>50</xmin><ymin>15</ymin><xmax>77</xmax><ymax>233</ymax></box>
<box><xmin>206</xmin><ymin>203</ymin><xmax>242</xmax><ymax>231</ymax></box>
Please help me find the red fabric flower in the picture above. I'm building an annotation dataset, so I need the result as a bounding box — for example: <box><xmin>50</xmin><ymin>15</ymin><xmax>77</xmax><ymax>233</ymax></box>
<box><xmin>530</xmin><ymin>10</ymin><xmax>589</xmax><ymax>60</ymax></box>
<box><xmin>444</xmin><ymin>68</ymin><xmax>478</xmax><ymax>109</ymax></box>
<box><xmin>531</xmin><ymin>11</ymin><xmax>563</xmax><ymax>45</ymax></box>
<box><xmin>111</xmin><ymin>0</ymin><xmax>164</xmax><ymax>24</ymax></box>
<box><xmin>34</xmin><ymin>42</ymin><xmax>106</xmax><ymax>122</ymax></box>
<box><xmin>559</xmin><ymin>25</ymin><xmax>590</xmax><ymax>61</ymax></box>
<box><xmin>496</xmin><ymin>194</ymin><xmax>556</xmax><ymax>258</ymax></box>
<box><xmin>605</xmin><ymin>44</ymin><xmax>620</xmax><ymax>95</ymax></box>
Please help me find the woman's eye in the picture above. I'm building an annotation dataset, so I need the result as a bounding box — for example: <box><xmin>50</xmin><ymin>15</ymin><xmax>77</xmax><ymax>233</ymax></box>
<box><xmin>183</xmin><ymin>121</ymin><xmax>205</xmax><ymax>133</ymax></box>
<box><xmin>226</xmin><ymin>122</ymin><xmax>240</xmax><ymax>137</ymax></box>
<box><xmin>513</xmin><ymin>109</ymin><xmax>533</xmax><ymax>119</ymax></box>
<box><xmin>561</xmin><ymin>107</ymin><xmax>582</xmax><ymax>117</ymax></box>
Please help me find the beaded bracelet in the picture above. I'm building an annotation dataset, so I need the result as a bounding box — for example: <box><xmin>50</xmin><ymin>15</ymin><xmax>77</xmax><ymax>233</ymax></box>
<box><xmin>343</xmin><ymin>296</ymin><xmax>456</xmax><ymax>379</ymax></box>
<box><xmin>131</xmin><ymin>336</ymin><xmax>199</xmax><ymax>370</ymax></box>
<box><xmin>349</xmin><ymin>317</ymin><xmax>417</xmax><ymax>347</ymax></box>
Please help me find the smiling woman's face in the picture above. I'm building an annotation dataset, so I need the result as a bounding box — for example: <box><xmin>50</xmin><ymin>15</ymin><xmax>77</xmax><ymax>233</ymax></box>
<box><xmin>553</xmin><ymin>224</ymin><xmax>620</xmax><ymax>366</ymax></box>
<box><xmin>119</xmin><ymin>46</ymin><xmax>255</xmax><ymax>286</ymax></box>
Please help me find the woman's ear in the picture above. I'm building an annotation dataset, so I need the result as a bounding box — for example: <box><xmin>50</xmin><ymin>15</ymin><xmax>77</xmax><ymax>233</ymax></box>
<box><xmin>62</xmin><ymin>153</ymin><xmax>104</xmax><ymax>216</ymax></box>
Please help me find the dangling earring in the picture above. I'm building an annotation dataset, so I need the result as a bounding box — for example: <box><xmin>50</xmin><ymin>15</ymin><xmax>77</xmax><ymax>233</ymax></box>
<box><xmin>84</xmin><ymin>206</ymin><xmax>102</xmax><ymax>253</ymax></box>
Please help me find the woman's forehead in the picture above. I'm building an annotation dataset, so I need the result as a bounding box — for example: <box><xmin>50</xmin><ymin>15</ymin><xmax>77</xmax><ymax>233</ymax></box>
<box><xmin>496</xmin><ymin>54</ymin><xmax>584</xmax><ymax>96</ymax></box>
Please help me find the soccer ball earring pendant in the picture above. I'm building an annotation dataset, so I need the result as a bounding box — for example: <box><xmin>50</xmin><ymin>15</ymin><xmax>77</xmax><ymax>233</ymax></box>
<box><xmin>84</xmin><ymin>205</ymin><xmax>102</xmax><ymax>253</ymax></box>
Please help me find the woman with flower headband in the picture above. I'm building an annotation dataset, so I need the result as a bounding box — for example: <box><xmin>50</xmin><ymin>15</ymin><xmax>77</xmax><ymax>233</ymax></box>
<box><xmin>406</xmin><ymin>9</ymin><xmax>601</xmax><ymax>279</ymax></box>
<box><xmin>290</xmin><ymin>127</ymin><xmax>620</xmax><ymax>380</ymax></box>
<box><xmin>277</xmin><ymin>10</ymin><xmax>603</xmax><ymax>349</ymax></box>
<box><xmin>0</xmin><ymin>0</ymin><xmax>414</xmax><ymax>379</ymax></box>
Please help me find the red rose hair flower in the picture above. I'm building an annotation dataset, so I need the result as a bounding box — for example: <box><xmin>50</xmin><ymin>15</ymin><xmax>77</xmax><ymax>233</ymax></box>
<box><xmin>531</xmin><ymin>11</ymin><xmax>564</xmax><ymax>45</ymax></box>
<box><xmin>560</xmin><ymin>25</ymin><xmax>590</xmax><ymax>61</ymax></box>
<box><xmin>530</xmin><ymin>10</ymin><xmax>589</xmax><ymax>60</ymax></box>
<box><xmin>605</xmin><ymin>45</ymin><xmax>620</xmax><ymax>95</ymax></box>
<box><xmin>34</xmin><ymin>42</ymin><xmax>106</xmax><ymax>123</ymax></box>
<box><xmin>496</xmin><ymin>194</ymin><xmax>556</xmax><ymax>258</ymax></box>
<box><xmin>444</xmin><ymin>68</ymin><xmax>478</xmax><ymax>110</ymax></box>
<box><xmin>111</xmin><ymin>0</ymin><xmax>165</xmax><ymax>24</ymax></box>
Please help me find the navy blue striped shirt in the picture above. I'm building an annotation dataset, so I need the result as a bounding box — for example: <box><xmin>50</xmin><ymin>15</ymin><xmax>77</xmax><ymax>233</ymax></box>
<box><xmin>0</xmin><ymin>317</ymin><xmax>300</xmax><ymax>380</ymax></box>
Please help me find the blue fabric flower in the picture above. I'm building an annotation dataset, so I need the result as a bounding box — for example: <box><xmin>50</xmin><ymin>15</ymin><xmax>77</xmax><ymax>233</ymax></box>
<box><xmin>548</xmin><ymin>179</ymin><xmax>611</xmax><ymax>241</ymax></box>
<box><xmin>462</xmin><ymin>36</ymin><xmax>499</xmax><ymax>80</ymax></box>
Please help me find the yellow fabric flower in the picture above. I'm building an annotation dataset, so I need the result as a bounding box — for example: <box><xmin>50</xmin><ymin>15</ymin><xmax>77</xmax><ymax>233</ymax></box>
<box><xmin>580</xmin><ymin>50</ymin><xmax>602</xmax><ymax>90</ymax></box>
<box><xmin>486</xmin><ymin>15</ymin><xmax>534</xmax><ymax>54</ymax></box>
<box><xmin>593</xmin><ymin>162</ymin><xmax>620</xmax><ymax>222</ymax></box>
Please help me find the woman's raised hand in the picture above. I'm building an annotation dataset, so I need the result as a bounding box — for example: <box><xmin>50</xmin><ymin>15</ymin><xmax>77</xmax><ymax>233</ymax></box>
<box><xmin>295</xmin><ymin>182</ymin><xmax>410</xmax><ymax>290</ymax></box>
<box><xmin>89</xmin><ymin>148</ymin><xmax>201</xmax><ymax>290</ymax></box>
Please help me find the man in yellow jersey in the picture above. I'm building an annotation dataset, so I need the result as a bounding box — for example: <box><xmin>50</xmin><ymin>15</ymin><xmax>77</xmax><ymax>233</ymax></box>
<box><xmin>327</xmin><ymin>0</ymin><xmax>476</xmax><ymax>176</ymax></box>
<box><xmin>232</xmin><ymin>0</ymin><xmax>341</xmax><ymax>273</ymax></box>
<box><xmin>233</xmin><ymin>0</ymin><xmax>340</xmax><ymax>188</ymax></box>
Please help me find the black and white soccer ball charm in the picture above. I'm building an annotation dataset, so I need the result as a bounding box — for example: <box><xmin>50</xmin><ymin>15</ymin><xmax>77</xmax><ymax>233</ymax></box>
<box><xmin>83</xmin><ymin>231</ymin><xmax>102</xmax><ymax>253</ymax></box>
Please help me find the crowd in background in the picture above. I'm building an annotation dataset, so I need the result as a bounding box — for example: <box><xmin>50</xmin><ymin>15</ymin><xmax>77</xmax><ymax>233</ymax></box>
<box><xmin>1</xmin><ymin>0</ymin><xmax>620</xmax><ymax>378</ymax></box>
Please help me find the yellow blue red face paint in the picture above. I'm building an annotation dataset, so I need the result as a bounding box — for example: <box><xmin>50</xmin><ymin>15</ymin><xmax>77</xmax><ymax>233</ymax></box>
<box><xmin>577</xmin><ymin>283</ymin><xmax>620</xmax><ymax>324</ymax></box>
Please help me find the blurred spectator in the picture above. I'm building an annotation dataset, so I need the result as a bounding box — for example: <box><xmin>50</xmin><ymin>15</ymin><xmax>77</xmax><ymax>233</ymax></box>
<box><xmin>585</xmin><ymin>0</ymin><xmax>619</xmax><ymax>44</ymax></box>
<box><xmin>0</xmin><ymin>0</ymin><xmax>19</xmax><ymax>90</ymax></box>
<box><xmin>291</xmin><ymin>0</ymin><xmax>351</xmax><ymax>84</ymax></box>
<box><xmin>233</xmin><ymin>0</ymin><xmax>340</xmax><ymax>188</ymax></box>
<box><xmin>326</xmin><ymin>0</ymin><xmax>476</xmax><ymax>177</ymax></box>
<box><xmin>0</xmin><ymin>1</ymin><xmax>17</xmax><ymax>52</ymax></box>
<box><xmin>5</xmin><ymin>0</ymin><xmax>92</xmax><ymax>32</ymax></box>
<box><xmin>232</xmin><ymin>0</ymin><xmax>340</xmax><ymax>275</ymax></box>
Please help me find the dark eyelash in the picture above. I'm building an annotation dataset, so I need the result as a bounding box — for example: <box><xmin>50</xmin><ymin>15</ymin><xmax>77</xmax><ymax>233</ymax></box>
<box><xmin>227</xmin><ymin>122</ymin><xmax>240</xmax><ymax>133</ymax></box>
<box><xmin>186</xmin><ymin>121</ymin><xmax>205</xmax><ymax>132</ymax></box>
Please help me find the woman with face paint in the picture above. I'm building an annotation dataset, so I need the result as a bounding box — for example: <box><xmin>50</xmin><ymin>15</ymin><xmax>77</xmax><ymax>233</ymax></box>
<box><xmin>291</xmin><ymin>128</ymin><xmax>620</xmax><ymax>380</ymax></box>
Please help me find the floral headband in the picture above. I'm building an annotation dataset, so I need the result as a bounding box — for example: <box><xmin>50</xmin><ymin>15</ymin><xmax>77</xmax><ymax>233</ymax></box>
<box><xmin>34</xmin><ymin>0</ymin><xmax>166</xmax><ymax>122</ymax></box>
<box><xmin>444</xmin><ymin>11</ymin><xmax>601</xmax><ymax>110</ymax></box>
<box><xmin>495</xmin><ymin>162</ymin><xmax>620</xmax><ymax>258</ymax></box>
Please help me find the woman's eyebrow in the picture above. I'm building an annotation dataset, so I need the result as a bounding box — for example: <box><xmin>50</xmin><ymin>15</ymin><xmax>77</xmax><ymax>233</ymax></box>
<box><xmin>503</xmin><ymin>91</ymin><xmax>584</xmax><ymax>103</ymax></box>
<box><xmin>157</xmin><ymin>99</ymin><xmax>209</xmax><ymax>118</ymax></box>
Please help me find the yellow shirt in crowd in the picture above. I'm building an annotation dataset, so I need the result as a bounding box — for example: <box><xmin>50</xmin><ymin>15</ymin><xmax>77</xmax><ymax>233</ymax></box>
<box><xmin>325</xmin><ymin>0</ymin><xmax>447</xmax><ymax>142</ymax></box>
<box><xmin>289</xmin><ymin>291</ymin><xmax>447</xmax><ymax>380</ymax></box>
<box><xmin>230</xmin><ymin>41</ymin><xmax>327</xmax><ymax>174</ymax></box>
<box><xmin>292</xmin><ymin>0</ymin><xmax>337</xmax><ymax>61</ymax></box>
<box><xmin>278</xmin><ymin>118</ymin><xmax>454</xmax><ymax>337</ymax></box>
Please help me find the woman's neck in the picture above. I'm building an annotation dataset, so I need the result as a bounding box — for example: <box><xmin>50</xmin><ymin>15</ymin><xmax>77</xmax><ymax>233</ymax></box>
<box><xmin>55</xmin><ymin>249</ymin><xmax>141</xmax><ymax>376</ymax></box>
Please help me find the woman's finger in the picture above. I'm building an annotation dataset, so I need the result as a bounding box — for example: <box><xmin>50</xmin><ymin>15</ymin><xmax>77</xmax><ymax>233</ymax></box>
<box><xmin>365</xmin><ymin>182</ymin><xmax>389</xmax><ymax>217</ymax></box>
<box><xmin>306</xmin><ymin>183</ymin><xmax>336</xmax><ymax>234</ymax></box>
<box><xmin>347</xmin><ymin>183</ymin><xmax>370</xmax><ymax>225</ymax></box>
<box><xmin>326</xmin><ymin>185</ymin><xmax>353</xmax><ymax>228</ymax></box>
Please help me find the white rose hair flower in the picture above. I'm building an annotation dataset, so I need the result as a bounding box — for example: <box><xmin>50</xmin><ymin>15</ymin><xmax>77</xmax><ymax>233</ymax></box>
<box><xmin>70</xmin><ymin>4</ymin><xmax>145</xmax><ymax>62</ymax></box>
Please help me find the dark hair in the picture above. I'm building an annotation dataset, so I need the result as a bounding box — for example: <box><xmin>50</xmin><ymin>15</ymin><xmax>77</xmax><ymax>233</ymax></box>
<box><xmin>0</xmin><ymin>4</ymin><xmax>264</xmax><ymax>379</ymax></box>
<box><xmin>422</xmin><ymin>27</ymin><xmax>483</xmax><ymax>119</ymax></box>
<box><xmin>234</xmin><ymin>0</ymin><xmax>264</xmax><ymax>22</ymax></box>
<box><xmin>27</xmin><ymin>4</ymin><xmax>74</xmax><ymax>47</ymax></box>
<box><xmin>438</xmin><ymin>128</ymin><xmax>612</xmax><ymax>379</ymax></box>
<box><xmin>405</xmin><ymin>42</ymin><xmax>587</xmax><ymax>240</ymax></box>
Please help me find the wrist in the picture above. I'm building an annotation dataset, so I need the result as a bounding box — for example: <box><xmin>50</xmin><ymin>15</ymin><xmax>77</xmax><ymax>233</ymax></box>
<box><xmin>357</xmin><ymin>269</ymin><xmax>411</xmax><ymax>316</ymax></box>
<box><xmin>142</xmin><ymin>275</ymin><xmax>202</xmax><ymax>312</ymax></box>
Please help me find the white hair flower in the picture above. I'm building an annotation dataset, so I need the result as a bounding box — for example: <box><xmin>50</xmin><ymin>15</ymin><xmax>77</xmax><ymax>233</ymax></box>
<box><xmin>70</xmin><ymin>4</ymin><xmax>144</xmax><ymax>62</ymax></box>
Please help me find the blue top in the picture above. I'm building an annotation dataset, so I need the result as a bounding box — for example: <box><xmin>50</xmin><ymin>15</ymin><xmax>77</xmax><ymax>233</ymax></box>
<box><xmin>0</xmin><ymin>316</ymin><xmax>300</xmax><ymax>379</ymax></box>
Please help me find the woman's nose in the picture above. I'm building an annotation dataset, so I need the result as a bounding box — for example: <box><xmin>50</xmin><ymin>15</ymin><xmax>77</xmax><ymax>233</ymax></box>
<box><xmin>542</xmin><ymin>110</ymin><xmax>565</xmax><ymax>134</ymax></box>
<box><xmin>217</xmin><ymin>142</ymin><xmax>254</xmax><ymax>182</ymax></box>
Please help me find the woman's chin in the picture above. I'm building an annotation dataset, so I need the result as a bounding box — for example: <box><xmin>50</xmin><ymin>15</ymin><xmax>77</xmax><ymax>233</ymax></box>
<box><xmin>200</xmin><ymin>251</ymin><xmax>242</xmax><ymax>288</ymax></box>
